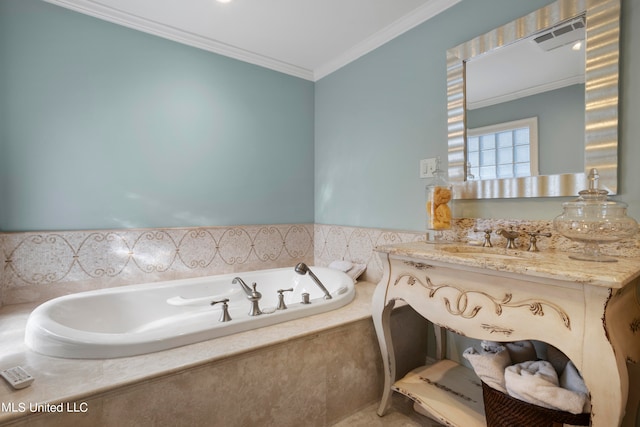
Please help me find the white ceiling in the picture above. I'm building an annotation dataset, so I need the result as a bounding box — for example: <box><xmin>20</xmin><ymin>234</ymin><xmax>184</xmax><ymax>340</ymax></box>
<box><xmin>44</xmin><ymin>0</ymin><xmax>461</xmax><ymax>81</ymax></box>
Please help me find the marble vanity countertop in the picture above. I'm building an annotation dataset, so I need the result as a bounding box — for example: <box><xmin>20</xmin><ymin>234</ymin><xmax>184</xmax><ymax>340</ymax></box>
<box><xmin>0</xmin><ymin>282</ymin><xmax>376</xmax><ymax>423</ymax></box>
<box><xmin>377</xmin><ymin>242</ymin><xmax>640</xmax><ymax>288</ymax></box>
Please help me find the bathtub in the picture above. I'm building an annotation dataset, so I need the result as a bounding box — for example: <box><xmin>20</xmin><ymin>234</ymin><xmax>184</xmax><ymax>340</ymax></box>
<box><xmin>24</xmin><ymin>265</ymin><xmax>355</xmax><ymax>359</ymax></box>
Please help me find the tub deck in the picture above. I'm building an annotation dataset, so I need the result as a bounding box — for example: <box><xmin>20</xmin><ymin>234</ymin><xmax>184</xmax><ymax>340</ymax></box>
<box><xmin>0</xmin><ymin>282</ymin><xmax>376</xmax><ymax>425</ymax></box>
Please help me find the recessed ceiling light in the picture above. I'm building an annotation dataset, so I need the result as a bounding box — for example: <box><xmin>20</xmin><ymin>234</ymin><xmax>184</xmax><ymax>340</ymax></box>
<box><xmin>216</xmin><ymin>0</ymin><xmax>233</xmax><ymax>3</ymax></box>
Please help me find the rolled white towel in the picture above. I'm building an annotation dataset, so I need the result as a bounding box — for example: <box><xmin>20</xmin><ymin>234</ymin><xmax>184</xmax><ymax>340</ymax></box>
<box><xmin>328</xmin><ymin>260</ymin><xmax>367</xmax><ymax>282</ymax></box>
<box><xmin>328</xmin><ymin>260</ymin><xmax>353</xmax><ymax>272</ymax></box>
<box><xmin>463</xmin><ymin>345</ymin><xmax>511</xmax><ymax>393</ymax></box>
<box><xmin>504</xmin><ymin>340</ymin><xmax>537</xmax><ymax>364</ymax></box>
<box><xmin>560</xmin><ymin>361</ymin><xmax>591</xmax><ymax>413</ymax></box>
<box><xmin>505</xmin><ymin>360</ymin><xmax>587</xmax><ymax>414</ymax></box>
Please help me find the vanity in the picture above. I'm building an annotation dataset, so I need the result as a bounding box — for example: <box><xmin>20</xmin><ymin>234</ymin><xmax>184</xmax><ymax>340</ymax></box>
<box><xmin>395</xmin><ymin>0</ymin><xmax>629</xmax><ymax>421</ymax></box>
<box><xmin>372</xmin><ymin>242</ymin><xmax>640</xmax><ymax>426</ymax></box>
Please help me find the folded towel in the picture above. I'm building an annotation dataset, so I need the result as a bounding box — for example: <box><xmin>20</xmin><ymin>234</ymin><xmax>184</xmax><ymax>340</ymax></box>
<box><xmin>480</xmin><ymin>340</ymin><xmax>503</xmax><ymax>353</ymax></box>
<box><xmin>505</xmin><ymin>360</ymin><xmax>587</xmax><ymax>414</ymax></box>
<box><xmin>463</xmin><ymin>345</ymin><xmax>511</xmax><ymax>393</ymax></box>
<box><xmin>328</xmin><ymin>260</ymin><xmax>366</xmax><ymax>282</ymax></box>
<box><xmin>328</xmin><ymin>260</ymin><xmax>353</xmax><ymax>272</ymax></box>
<box><xmin>560</xmin><ymin>361</ymin><xmax>591</xmax><ymax>413</ymax></box>
<box><xmin>504</xmin><ymin>340</ymin><xmax>537</xmax><ymax>364</ymax></box>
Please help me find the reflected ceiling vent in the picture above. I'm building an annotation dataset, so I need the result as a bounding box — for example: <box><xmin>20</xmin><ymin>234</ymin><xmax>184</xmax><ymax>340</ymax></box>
<box><xmin>532</xmin><ymin>16</ymin><xmax>585</xmax><ymax>52</ymax></box>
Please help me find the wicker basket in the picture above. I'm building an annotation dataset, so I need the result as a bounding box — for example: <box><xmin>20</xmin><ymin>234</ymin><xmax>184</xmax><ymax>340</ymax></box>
<box><xmin>481</xmin><ymin>382</ymin><xmax>590</xmax><ymax>427</ymax></box>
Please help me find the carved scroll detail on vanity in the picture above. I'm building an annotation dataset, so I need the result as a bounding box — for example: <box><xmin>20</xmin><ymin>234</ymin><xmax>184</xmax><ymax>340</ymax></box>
<box><xmin>403</xmin><ymin>260</ymin><xmax>432</xmax><ymax>270</ymax></box>
<box><xmin>631</xmin><ymin>318</ymin><xmax>640</xmax><ymax>334</ymax></box>
<box><xmin>394</xmin><ymin>273</ymin><xmax>571</xmax><ymax>330</ymax></box>
<box><xmin>481</xmin><ymin>324</ymin><xmax>514</xmax><ymax>337</ymax></box>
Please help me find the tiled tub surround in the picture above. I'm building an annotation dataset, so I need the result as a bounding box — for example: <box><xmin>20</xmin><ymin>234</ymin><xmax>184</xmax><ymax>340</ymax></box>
<box><xmin>3</xmin><ymin>219</ymin><xmax>639</xmax><ymax>307</ymax></box>
<box><xmin>0</xmin><ymin>283</ymin><xmax>386</xmax><ymax>426</ymax></box>
<box><xmin>0</xmin><ymin>222</ymin><xmax>426</xmax><ymax>426</ymax></box>
<box><xmin>0</xmin><ymin>224</ymin><xmax>315</xmax><ymax>307</ymax></box>
<box><xmin>0</xmin><ymin>222</ymin><xmax>425</xmax><ymax>307</ymax></box>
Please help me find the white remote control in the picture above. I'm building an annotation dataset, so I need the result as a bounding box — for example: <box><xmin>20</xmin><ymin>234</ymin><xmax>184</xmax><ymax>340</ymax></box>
<box><xmin>1</xmin><ymin>366</ymin><xmax>34</xmax><ymax>389</ymax></box>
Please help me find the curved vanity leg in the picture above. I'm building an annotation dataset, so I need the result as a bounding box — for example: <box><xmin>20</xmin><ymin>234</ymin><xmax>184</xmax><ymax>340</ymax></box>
<box><xmin>580</xmin><ymin>286</ymin><xmax>627</xmax><ymax>427</ymax></box>
<box><xmin>581</xmin><ymin>346</ymin><xmax>624</xmax><ymax>426</ymax></box>
<box><xmin>371</xmin><ymin>279</ymin><xmax>396</xmax><ymax>416</ymax></box>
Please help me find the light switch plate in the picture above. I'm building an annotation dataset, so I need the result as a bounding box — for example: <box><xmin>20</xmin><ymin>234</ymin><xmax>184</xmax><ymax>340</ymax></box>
<box><xmin>420</xmin><ymin>158</ymin><xmax>437</xmax><ymax>178</ymax></box>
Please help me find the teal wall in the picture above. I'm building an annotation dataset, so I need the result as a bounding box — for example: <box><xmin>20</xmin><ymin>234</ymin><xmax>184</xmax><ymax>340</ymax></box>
<box><xmin>2</xmin><ymin>0</ymin><xmax>639</xmax><ymax>233</ymax></box>
<box><xmin>0</xmin><ymin>0</ymin><xmax>314</xmax><ymax>231</ymax></box>
<box><xmin>315</xmin><ymin>0</ymin><xmax>640</xmax><ymax>230</ymax></box>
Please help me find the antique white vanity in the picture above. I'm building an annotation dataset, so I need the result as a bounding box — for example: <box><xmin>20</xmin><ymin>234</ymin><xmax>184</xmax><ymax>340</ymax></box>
<box><xmin>372</xmin><ymin>242</ymin><xmax>640</xmax><ymax>426</ymax></box>
<box><xmin>372</xmin><ymin>0</ymin><xmax>631</xmax><ymax>423</ymax></box>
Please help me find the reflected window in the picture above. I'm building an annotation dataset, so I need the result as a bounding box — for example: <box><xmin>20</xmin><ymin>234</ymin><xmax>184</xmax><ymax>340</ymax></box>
<box><xmin>466</xmin><ymin>117</ymin><xmax>538</xmax><ymax>180</ymax></box>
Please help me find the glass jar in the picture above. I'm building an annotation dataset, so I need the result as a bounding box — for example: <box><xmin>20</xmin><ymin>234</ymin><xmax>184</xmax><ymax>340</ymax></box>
<box><xmin>553</xmin><ymin>168</ymin><xmax>638</xmax><ymax>262</ymax></box>
<box><xmin>426</xmin><ymin>158</ymin><xmax>453</xmax><ymax>242</ymax></box>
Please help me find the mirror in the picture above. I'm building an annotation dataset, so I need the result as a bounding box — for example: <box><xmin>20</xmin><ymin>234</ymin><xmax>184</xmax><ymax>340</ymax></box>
<box><xmin>447</xmin><ymin>0</ymin><xmax>620</xmax><ymax>199</ymax></box>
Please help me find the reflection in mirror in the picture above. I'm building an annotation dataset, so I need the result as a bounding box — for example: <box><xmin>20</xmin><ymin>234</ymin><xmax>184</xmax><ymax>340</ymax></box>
<box><xmin>466</xmin><ymin>15</ymin><xmax>585</xmax><ymax>178</ymax></box>
<box><xmin>466</xmin><ymin>117</ymin><xmax>539</xmax><ymax>181</ymax></box>
<box><xmin>447</xmin><ymin>0</ymin><xmax>620</xmax><ymax>199</ymax></box>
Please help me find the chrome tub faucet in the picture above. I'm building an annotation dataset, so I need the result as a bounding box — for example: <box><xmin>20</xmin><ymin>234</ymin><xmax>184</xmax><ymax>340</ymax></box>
<box><xmin>232</xmin><ymin>276</ymin><xmax>252</xmax><ymax>295</ymax></box>
<box><xmin>232</xmin><ymin>276</ymin><xmax>263</xmax><ymax>316</ymax></box>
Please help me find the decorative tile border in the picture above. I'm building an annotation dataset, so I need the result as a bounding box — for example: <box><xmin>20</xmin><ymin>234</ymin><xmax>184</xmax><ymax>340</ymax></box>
<box><xmin>2</xmin><ymin>219</ymin><xmax>638</xmax><ymax>307</ymax></box>
<box><xmin>1</xmin><ymin>224</ymin><xmax>313</xmax><ymax>306</ymax></box>
<box><xmin>314</xmin><ymin>224</ymin><xmax>424</xmax><ymax>283</ymax></box>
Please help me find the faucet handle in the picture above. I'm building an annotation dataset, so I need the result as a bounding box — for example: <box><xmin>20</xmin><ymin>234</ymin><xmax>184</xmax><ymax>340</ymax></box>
<box><xmin>276</xmin><ymin>288</ymin><xmax>294</xmax><ymax>310</ymax></box>
<box><xmin>527</xmin><ymin>231</ymin><xmax>552</xmax><ymax>252</ymax></box>
<box><xmin>474</xmin><ymin>228</ymin><xmax>493</xmax><ymax>247</ymax></box>
<box><xmin>211</xmin><ymin>298</ymin><xmax>232</xmax><ymax>322</ymax></box>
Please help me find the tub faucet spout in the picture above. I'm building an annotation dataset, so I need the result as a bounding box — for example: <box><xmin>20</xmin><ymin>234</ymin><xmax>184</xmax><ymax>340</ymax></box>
<box><xmin>294</xmin><ymin>263</ymin><xmax>332</xmax><ymax>300</ymax></box>
<box><xmin>232</xmin><ymin>277</ymin><xmax>252</xmax><ymax>296</ymax></box>
<box><xmin>233</xmin><ymin>277</ymin><xmax>262</xmax><ymax>316</ymax></box>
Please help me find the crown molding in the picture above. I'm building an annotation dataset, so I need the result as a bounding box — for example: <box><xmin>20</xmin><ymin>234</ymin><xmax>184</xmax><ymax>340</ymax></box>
<box><xmin>43</xmin><ymin>0</ymin><xmax>315</xmax><ymax>80</ymax></box>
<box><xmin>44</xmin><ymin>0</ymin><xmax>460</xmax><ymax>82</ymax></box>
<box><xmin>314</xmin><ymin>0</ymin><xmax>462</xmax><ymax>80</ymax></box>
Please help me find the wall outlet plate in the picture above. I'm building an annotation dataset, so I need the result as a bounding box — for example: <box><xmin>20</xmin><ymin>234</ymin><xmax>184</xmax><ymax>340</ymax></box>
<box><xmin>420</xmin><ymin>158</ymin><xmax>437</xmax><ymax>178</ymax></box>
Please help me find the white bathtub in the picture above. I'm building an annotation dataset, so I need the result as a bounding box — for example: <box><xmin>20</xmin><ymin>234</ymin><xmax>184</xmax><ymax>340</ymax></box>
<box><xmin>25</xmin><ymin>266</ymin><xmax>355</xmax><ymax>359</ymax></box>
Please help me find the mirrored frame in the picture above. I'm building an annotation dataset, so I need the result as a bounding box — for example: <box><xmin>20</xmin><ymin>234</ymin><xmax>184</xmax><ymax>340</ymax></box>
<box><xmin>447</xmin><ymin>0</ymin><xmax>620</xmax><ymax>199</ymax></box>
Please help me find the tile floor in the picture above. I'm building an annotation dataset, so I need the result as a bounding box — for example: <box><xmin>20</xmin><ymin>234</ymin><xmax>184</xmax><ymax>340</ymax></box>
<box><xmin>332</xmin><ymin>394</ymin><xmax>446</xmax><ymax>427</ymax></box>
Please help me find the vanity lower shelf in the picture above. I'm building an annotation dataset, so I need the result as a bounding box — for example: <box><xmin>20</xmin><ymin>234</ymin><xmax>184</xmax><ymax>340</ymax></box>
<box><xmin>393</xmin><ymin>359</ymin><xmax>486</xmax><ymax>427</ymax></box>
